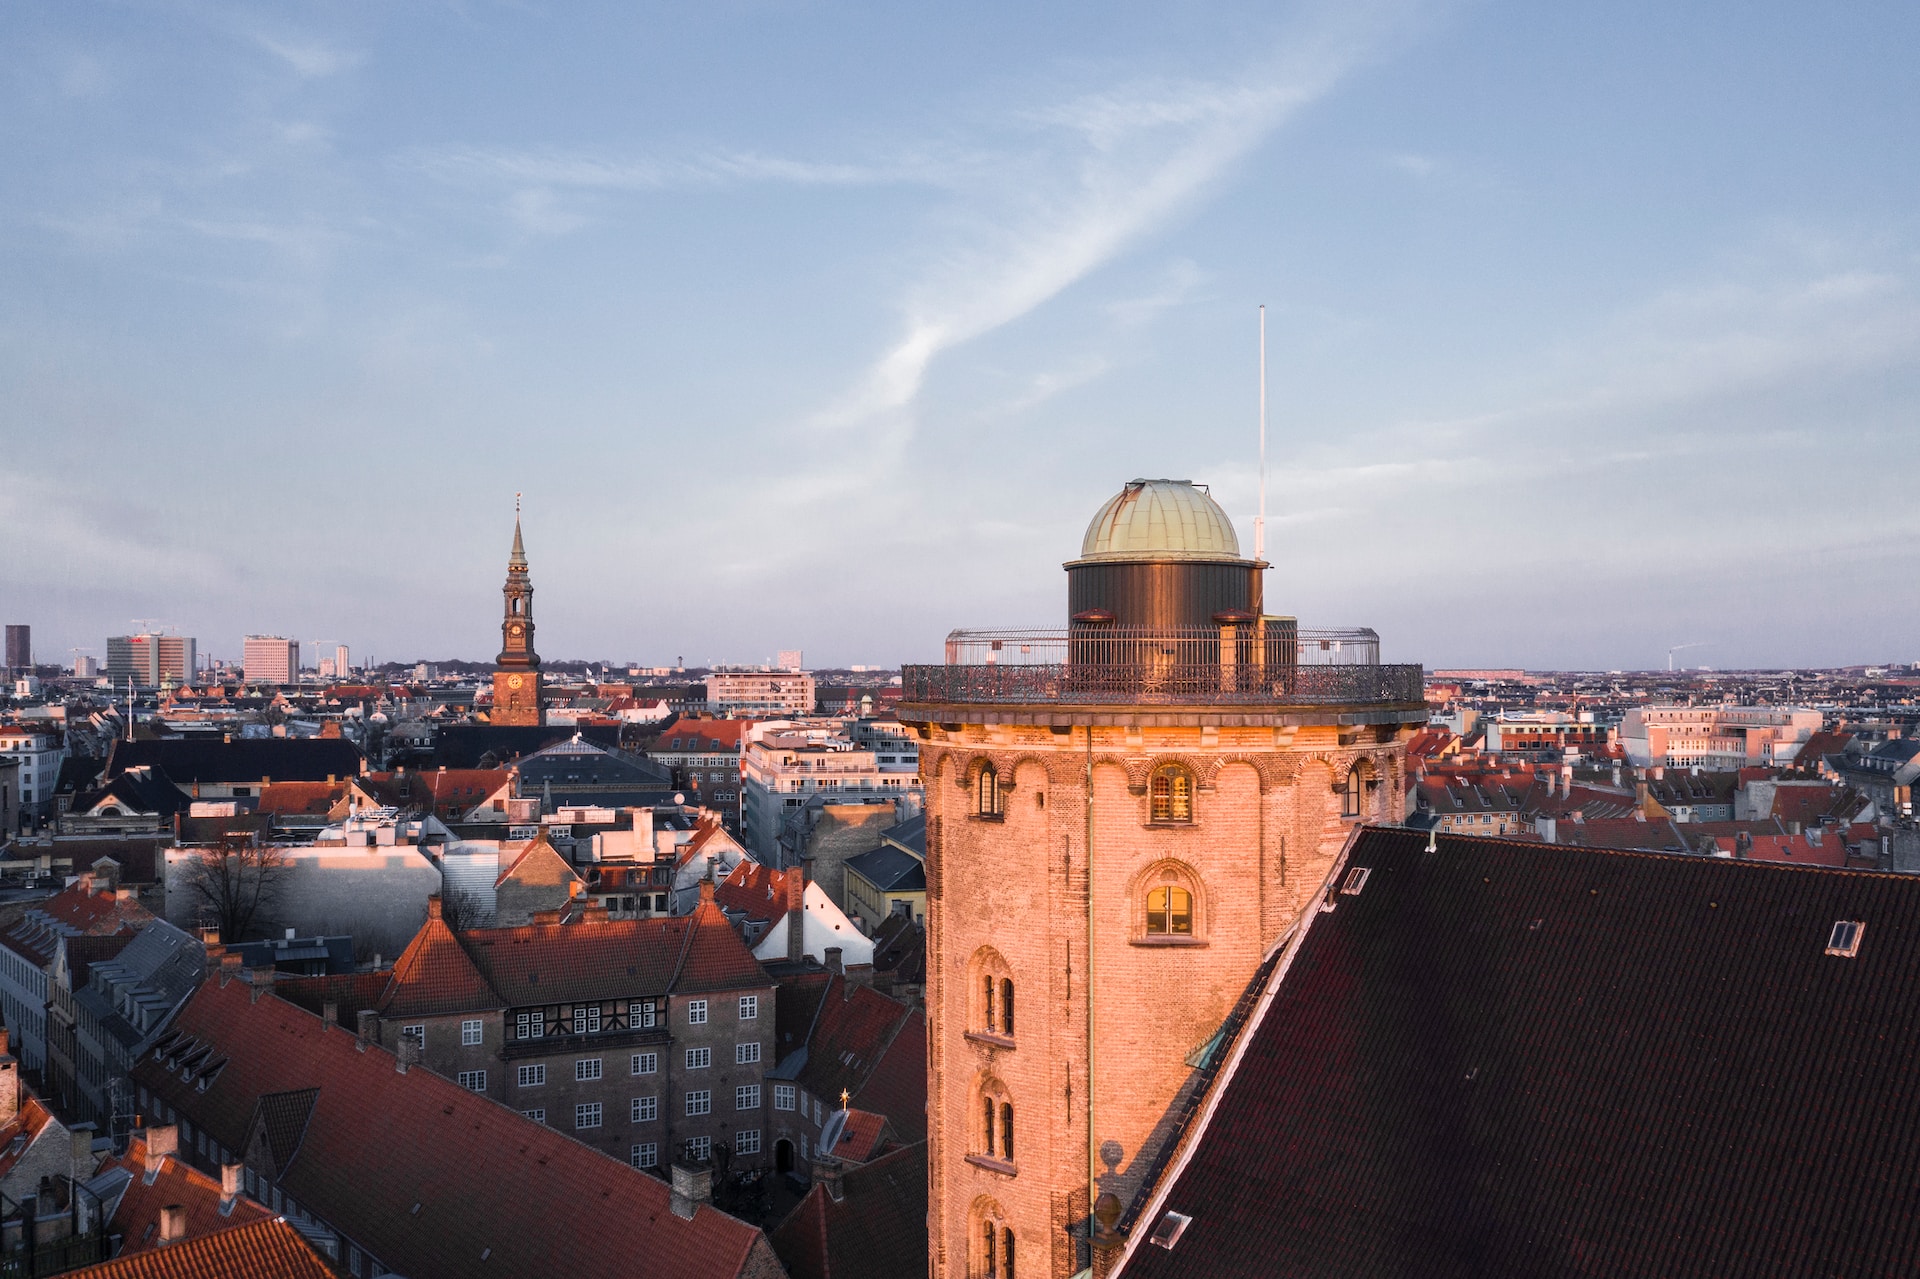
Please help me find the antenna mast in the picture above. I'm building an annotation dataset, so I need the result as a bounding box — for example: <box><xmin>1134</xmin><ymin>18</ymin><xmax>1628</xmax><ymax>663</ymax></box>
<box><xmin>1256</xmin><ymin>304</ymin><xmax>1267</xmax><ymax>563</ymax></box>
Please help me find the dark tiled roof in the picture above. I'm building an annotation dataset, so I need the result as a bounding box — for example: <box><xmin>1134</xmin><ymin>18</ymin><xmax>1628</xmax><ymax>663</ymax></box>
<box><xmin>99</xmin><ymin>1131</ymin><xmax>273</xmax><ymax>1254</ymax></box>
<box><xmin>879</xmin><ymin>814</ymin><xmax>924</xmax><ymax>855</ymax></box>
<box><xmin>64</xmin><ymin>1218</ymin><xmax>332</xmax><ymax>1279</ymax></box>
<box><xmin>771</xmin><ymin>1140</ymin><xmax>928</xmax><ymax>1279</ymax></box>
<box><xmin>1119</xmin><ymin>827</ymin><xmax>1920</xmax><ymax>1279</ymax></box>
<box><xmin>774</xmin><ymin>970</ymin><xmax>832</xmax><ymax>1061</ymax></box>
<box><xmin>430</xmin><ymin>725</ymin><xmax>622</xmax><ymax>770</ymax></box>
<box><xmin>795</xmin><ymin>977</ymin><xmax>912</xmax><ymax>1107</ymax></box>
<box><xmin>106</xmin><ymin>738</ymin><xmax>363</xmax><ymax>786</ymax></box>
<box><xmin>851</xmin><ymin>1008</ymin><xmax>926</xmax><ymax>1143</ymax></box>
<box><xmin>72</xmin><ymin>768</ymin><xmax>192</xmax><ymax>817</ymax></box>
<box><xmin>132</xmin><ymin>979</ymin><xmax>775</xmax><ymax>1279</ymax></box>
<box><xmin>842</xmin><ymin>845</ymin><xmax>925</xmax><ymax>894</ymax></box>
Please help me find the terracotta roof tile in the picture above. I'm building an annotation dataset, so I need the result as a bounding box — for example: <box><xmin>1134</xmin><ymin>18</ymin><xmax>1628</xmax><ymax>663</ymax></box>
<box><xmin>378</xmin><ymin>915</ymin><xmax>501</xmax><ymax>1019</ymax></box>
<box><xmin>65</xmin><ymin>1217</ymin><xmax>333</xmax><ymax>1279</ymax></box>
<box><xmin>795</xmin><ymin>978</ymin><xmax>911</xmax><ymax>1107</ymax></box>
<box><xmin>100</xmin><ymin>1132</ymin><xmax>273</xmax><ymax>1254</ymax></box>
<box><xmin>851</xmin><ymin>1008</ymin><xmax>926</xmax><ymax>1144</ymax></box>
<box><xmin>771</xmin><ymin>1140</ymin><xmax>927</xmax><ymax>1279</ymax></box>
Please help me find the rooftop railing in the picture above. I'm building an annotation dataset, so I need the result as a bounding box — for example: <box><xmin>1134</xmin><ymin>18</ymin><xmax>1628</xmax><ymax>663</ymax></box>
<box><xmin>904</xmin><ymin>626</ymin><xmax>1423</xmax><ymax>708</ymax></box>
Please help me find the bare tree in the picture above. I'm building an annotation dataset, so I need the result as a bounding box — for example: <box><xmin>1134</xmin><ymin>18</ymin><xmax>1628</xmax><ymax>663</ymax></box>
<box><xmin>180</xmin><ymin>835</ymin><xmax>290</xmax><ymax>943</ymax></box>
<box><xmin>438</xmin><ymin>888</ymin><xmax>492</xmax><ymax>933</ymax></box>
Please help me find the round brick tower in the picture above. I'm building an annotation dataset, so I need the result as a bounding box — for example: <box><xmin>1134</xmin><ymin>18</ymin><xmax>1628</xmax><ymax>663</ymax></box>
<box><xmin>899</xmin><ymin>479</ymin><xmax>1425</xmax><ymax>1279</ymax></box>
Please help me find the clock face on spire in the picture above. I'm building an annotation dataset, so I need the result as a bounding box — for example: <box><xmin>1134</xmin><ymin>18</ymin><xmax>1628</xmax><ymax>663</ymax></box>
<box><xmin>494</xmin><ymin>508</ymin><xmax>544</xmax><ymax>725</ymax></box>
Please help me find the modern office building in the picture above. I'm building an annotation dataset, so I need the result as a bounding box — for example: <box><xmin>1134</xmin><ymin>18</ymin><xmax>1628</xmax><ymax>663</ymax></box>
<box><xmin>242</xmin><ymin>636</ymin><xmax>300</xmax><ymax>685</ymax></box>
<box><xmin>106</xmin><ymin>634</ymin><xmax>197</xmax><ymax>686</ymax></box>
<box><xmin>3</xmin><ymin>625</ymin><xmax>28</xmax><ymax>673</ymax></box>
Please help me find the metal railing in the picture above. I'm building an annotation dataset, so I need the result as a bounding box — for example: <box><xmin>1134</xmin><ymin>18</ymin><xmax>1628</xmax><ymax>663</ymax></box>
<box><xmin>904</xmin><ymin>624</ymin><xmax>1420</xmax><ymax>708</ymax></box>
<box><xmin>902</xmin><ymin>661</ymin><xmax>1423</xmax><ymax>708</ymax></box>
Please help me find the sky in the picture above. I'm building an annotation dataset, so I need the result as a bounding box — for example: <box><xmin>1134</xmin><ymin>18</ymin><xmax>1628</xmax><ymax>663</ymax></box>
<box><xmin>3</xmin><ymin>1</ymin><xmax>1918</xmax><ymax>672</ymax></box>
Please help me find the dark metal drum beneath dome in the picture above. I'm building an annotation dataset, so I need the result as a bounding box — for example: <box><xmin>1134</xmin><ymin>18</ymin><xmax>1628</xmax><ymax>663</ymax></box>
<box><xmin>1065</xmin><ymin>558</ymin><xmax>1263</xmax><ymax>631</ymax></box>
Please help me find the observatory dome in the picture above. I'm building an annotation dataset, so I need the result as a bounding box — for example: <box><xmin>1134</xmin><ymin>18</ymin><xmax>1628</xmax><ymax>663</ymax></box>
<box><xmin>1077</xmin><ymin>479</ymin><xmax>1243</xmax><ymax>564</ymax></box>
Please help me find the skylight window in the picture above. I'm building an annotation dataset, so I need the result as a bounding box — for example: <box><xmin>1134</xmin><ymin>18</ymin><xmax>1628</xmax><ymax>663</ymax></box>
<box><xmin>1149</xmin><ymin>1210</ymin><xmax>1193</xmax><ymax>1250</ymax></box>
<box><xmin>1827</xmin><ymin>920</ymin><xmax>1865</xmax><ymax>958</ymax></box>
<box><xmin>1340</xmin><ymin>867</ymin><xmax>1371</xmax><ymax>896</ymax></box>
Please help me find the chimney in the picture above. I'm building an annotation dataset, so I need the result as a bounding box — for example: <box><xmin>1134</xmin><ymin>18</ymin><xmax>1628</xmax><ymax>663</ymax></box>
<box><xmin>356</xmin><ymin>1009</ymin><xmax>378</xmax><ymax>1051</ymax></box>
<box><xmin>825</xmin><ymin>947</ymin><xmax>843</xmax><ymax>976</ymax></box>
<box><xmin>810</xmin><ymin>1154</ymin><xmax>846</xmax><ymax>1202</ymax></box>
<box><xmin>158</xmin><ymin>1203</ymin><xmax>186</xmax><ymax>1244</ymax></box>
<box><xmin>786</xmin><ymin>872</ymin><xmax>805</xmax><ymax>963</ymax></box>
<box><xmin>670</xmin><ymin>1162</ymin><xmax>713</xmax><ymax>1220</ymax></box>
<box><xmin>247</xmin><ymin>966</ymin><xmax>274</xmax><ymax>1004</ymax></box>
<box><xmin>698</xmin><ymin>878</ymin><xmax>715</xmax><ymax>905</ymax></box>
<box><xmin>198</xmin><ymin>926</ymin><xmax>222</xmax><ymax>952</ymax></box>
<box><xmin>426</xmin><ymin>894</ymin><xmax>443</xmax><ymax>921</ymax></box>
<box><xmin>219</xmin><ymin>953</ymin><xmax>243</xmax><ymax>986</ymax></box>
<box><xmin>321</xmin><ymin>1000</ymin><xmax>339</xmax><ymax>1030</ymax></box>
<box><xmin>1611</xmin><ymin>762</ymin><xmax>1622</xmax><ymax>787</ymax></box>
<box><xmin>397</xmin><ymin>1028</ymin><xmax>421</xmax><ymax>1073</ymax></box>
<box><xmin>145</xmin><ymin>1125</ymin><xmax>178</xmax><ymax>1180</ymax></box>
<box><xmin>72</xmin><ymin>1124</ymin><xmax>96</xmax><ymax>1172</ymax></box>
<box><xmin>1559</xmin><ymin>766</ymin><xmax>1572</xmax><ymax>799</ymax></box>
<box><xmin>220</xmin><ymin>1162</ymin><xmax>243</xmax><ymax>1208</ymax></box>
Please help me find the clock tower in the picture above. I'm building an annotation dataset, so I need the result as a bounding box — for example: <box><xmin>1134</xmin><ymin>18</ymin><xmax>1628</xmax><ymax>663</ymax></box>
<box><xmin>492</xmin><ymin>502</ymin><xmax>544</xmax><ymax>726</ymax></box>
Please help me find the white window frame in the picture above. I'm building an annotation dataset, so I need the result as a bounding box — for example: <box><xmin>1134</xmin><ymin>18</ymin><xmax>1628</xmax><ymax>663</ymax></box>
<box><xmin>401</xmin><ymin>1024</ymin><xmax>424</xmax><ymax>1047</ymax></box>
<box><xmin>576</xmin><ymin>1057</ymin><xmax>603</xmax><ymax>1082</ymax></box>
<box><xmin>631</xmin><ymin>1052</ymin><xmax>657</xmax><ymax>1076</ymax></box>
<box><xmin>774</xmin><ymin>1084</ymin><xmax>795</xmax><ymax>1112</ymax></box>
<box><xmin>687</xmin><ymin>999</ymin><xmax>707</xmax><ymax>1025</ymax></box>
<box><xmin>461</xmin><ymin>1019</ymin><xmax>483</xmax><ymax>1046</ymax></box>
<box><xmin>575</xmin><ymin>1102</ymin><xmax>603</xmax><ymax>1130</ymax></box>
<box><xmin>686</xmin><ymin>1090</ymin><xmax>711</xmax><ymax>1117</ymax></box>
<box><xmin>516</xmin><ymin>1064</ymin><xmax>545</xmax><ymax>1089</ymax></box>
<box><xmin>736</xmin><ymin>1128</ymin><xmax>760</xmax><ymax>1155</ymax></box>
<box><xmin>736</xmin><ymin>1084</ymin><xmax>760</xmax><ymax>1110</ymax></box>
<box><xmin>735</xmin><ymin>1041</ymin><xmax>761</xmax><ymax>1065</ymax></box>
<box><xmin>457</xmin><ymin>1070</ymin><xmax>487</xmax><ymax>1093</ymax></box>
<box><xmin>632</xmin><ymin>1096</ymin><xmax>657</xmax><ymax>1123</ymax></box>
<box><xmin>520</xmin><ymin>1108</ymin><xmax>545</xmax><ymax>1124</ymax></box>
<box><xmin>686</xmin><ymin>1047</ymin><xmax>711</xmax><ymax>1070</ymax></box>
<box><xmin>738</xmin><ymin>995</ymin><xmax>758</xmax><ymax>1021</ymax></box>
<box><xmin>631</xmin><ymin>1143</ymin><xmax>657</xmax><ymax>1169</ymax></box>
<box><xmin>686</xmin><ymin>1135</ymin><xmax>712</xmax><ymax>1161</ymax></box>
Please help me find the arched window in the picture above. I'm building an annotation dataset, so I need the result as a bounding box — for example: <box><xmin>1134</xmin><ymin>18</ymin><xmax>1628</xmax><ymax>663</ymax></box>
<box><xmin>1149</xmin><ymin>765</ymin><xmax>1193</xmax><ymax>823</ymax></box>
<box><xmin>973</xmin><ymin>949</ymin><xmax>1014</xmax><ymax>1040</ymax></box>
<box><xmin>976</xmin><ymin>1080</ymin><xmax>1014</xmax><ymax>1166</ymax></box>
<box><xmin>1341</xmin><ymin>765</ymin><xmax>1363</xmax><ymax>818</ymax></box>
<box><xmin>972</xmin><ymin>1200</ymin><xmax>1012</xmax><ymax>1278</ymax></box>
<box><xmin>1003</xmin><ymin>1228</ymin><xmax>1016</xmax><ymax>1279</ymax></box>
<box><xmin>976</xmin><ymin>764</ymin><xmax>1001</xmax><ymax>817</ymax></box>
<box><xmin>1146</xmin><ymin>886</ymin><xmax>1193</xmax><ymax>936</ymax></box>
<box><xmin>999</xmin><ymin>1102</ymin><xmax>1014</xmax><ymax>1161</ymax></box>
<box><xmin>982</xmin><ymin>1095</ymin><xmax>995</xmax><ymax>1152</ymax></box>
<box><xmin>1000</xmin><ymin>978</ymin><xmax>1014</xmax><ymax>1037</ymax></box>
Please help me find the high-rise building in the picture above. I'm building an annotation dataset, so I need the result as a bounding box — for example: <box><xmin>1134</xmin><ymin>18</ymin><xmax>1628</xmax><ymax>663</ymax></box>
<box><xmin>492</xmin><ymin>510</ymin><xmax>544</xmax><ymax>726</ymax></box>
<box><xmin>243</xmin><ymin>636</ymin><xmax>300</xmax><ymax>685</ymax></box>
<box><xmin>73</xmin><ymin>656</ymin><xmax>99</xmax><ymax>679</ymax></box>
<box><xmin>776</xmin><ymin>649</ymin><xmax>804</xmax><ymax>672</ymax></box>
<box><xmin>706</xmin><ymin>669</ymin><xmax>816</xmax><ymax>716</ymax></box>
<box><xmin>899</xmin><ymin>478</ymin><xmax>1425</xmax><ymax>1278</ymax></box>
<box><xmin>105</xmin><ymin>634</ymin><xmax>197</xmax><ymax>686</ymax></box>
<box><xmin>335</xmin><ymin>644</ymin><xmax>350</xmax><ymax>678</ymax></box>
<box><xmin>3</xmin><ymin>625</ymin><xmax>28</xmax><ymax>673</ymax></box>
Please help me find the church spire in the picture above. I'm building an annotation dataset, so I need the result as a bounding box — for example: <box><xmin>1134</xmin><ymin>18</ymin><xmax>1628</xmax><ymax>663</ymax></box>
<box><xmin>509</xmin><ymin>493</ymin><xmax>528</xmax><ymax>570</ymax></box>
<box><xmin>493</xmin><ymin>499</ymin><xmax>544</xmax><ymax>726</ymax></box>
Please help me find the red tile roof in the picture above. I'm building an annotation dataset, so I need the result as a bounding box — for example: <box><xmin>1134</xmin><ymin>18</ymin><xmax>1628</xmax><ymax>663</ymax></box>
<box><xmin>823</xmin><ymin>1108</ymin><xmax>889</xmax><ymax>1162</ymax></box>
<box><xmin>770</xmin><ymin>1140</ymin><xmax>927</xmax><ymax>1279</ymax></box>
<box><xmin>132</xmin><ymin>979</ymin><xmax>777</xmax><ymax>1279</ymax></box>
<box><xmin>455</xmin><ymin>901</ymin><xmax>766</xmax><ymax>1007</ymax></box>
<box><xmin>717</xmin><ymin>859</ymin><xmax>801</xmax><ymax>932</ymax></box>
<box><xmin>0</xmin><ymin>1095</ymin><xmax>61</xmax><ymax>1182</ymax></box>
<box><xmin>1708</xmin><ymin>833</ymin><xmax>1849</xmax><ymax>867</ymax></box>
<box><xmin>101</xmin><ymin>1131</ymin><xmax>273</xmax><ymax>1254</ymax></box>
<box><xmin>795</xmin><ymin>977</ymin><xmax>913</xmax><ymax>1108</ymax></box>
<box><xmin>851</xmin><ymin>1008</ymin><xmax>926</xmax><ymax>1144</ymax></box>
<box><xmin>255</xmin><ymin>782</ymin><xmax>346</xmax><ymax>817</ymax></box>
<box><xmin>65</xmin><ymin>1217</ymin><xmax>335</xmax><ymax>1279</ymax></box>
<box><xmin>378</xmin><ymin>912</ymin><xmax>501</xmax><ymax>1019</ymax></box>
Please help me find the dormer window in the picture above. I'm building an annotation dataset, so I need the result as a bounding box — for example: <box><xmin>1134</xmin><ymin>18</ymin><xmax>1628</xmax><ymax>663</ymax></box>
<box><xmin>1827</xmin><ymin>920</ymin><xmax>1865</xmax><ymax>958</ymax></box>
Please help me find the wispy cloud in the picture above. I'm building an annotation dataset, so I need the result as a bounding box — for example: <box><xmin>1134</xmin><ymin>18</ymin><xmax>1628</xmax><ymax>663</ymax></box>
<box><xmin>252</xmin><ymin>32</ymin><xmax>362</xmax><ymax>79</ymax></box>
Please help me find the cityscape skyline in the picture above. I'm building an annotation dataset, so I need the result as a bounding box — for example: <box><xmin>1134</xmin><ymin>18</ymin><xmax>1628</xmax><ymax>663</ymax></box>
<box><xmin>5</xmin><ymin>2</ymin><xmax>1918</xmax><ymax>670</ymax></box>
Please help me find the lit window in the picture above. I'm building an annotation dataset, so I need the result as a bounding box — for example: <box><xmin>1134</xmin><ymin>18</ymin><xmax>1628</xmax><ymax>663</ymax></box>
<box><xmin>686</xmin><ymin>1090</ymin><xmax>712</xmax><ymax>1117</ymax></box>
<box><xmin>686</xmin><ymin>1047</ymin><xmax>711</xmax><ymax>1070</ymax></box>
<box><xmin>631</xmin><ymin>1052</ymin><xmax>657</xmax><ymax>1076</ymax></box>
<box><xmin>1149</xmin><ymin>766</ymin><xmax>1193</xmax><ymax>822</ymax></box>
<box><xmin>517</xmin><ymin>1064</ymin><xmax>545</xmax><ymax>1088</ymax></box>
<box><xmin>575</xmin><ymin>1103</ymin><xmax>602</xmax><ymax>1129</ymax></box>
<box><xmin>576</xmin><ymin>1058</ymin><xmax>603</xmax><ymax>1082</ymax></box>
<box><xmin>687</xmin><ymin>1000</ymin><xmax>707</xmax><ymax>1025</ymax></box>
<box><xmin>461</xmin><ymin>1019</ymin><xmax>483</xmax><ymax>1046</ymax></box>
<box><xmin>1828</xmin><ymin>920</ymin><xmax>1865</xmax><ymax>957</ymax></box>
<box><xmin>1146</xmin><ymin>886</ymin><xmax>1193</xmax><ymax>936</ymax></box>
<box><xmin>736</xmin><ymin>1041</ymin><xmax>760</xmax><ymax>1065</ymax></box>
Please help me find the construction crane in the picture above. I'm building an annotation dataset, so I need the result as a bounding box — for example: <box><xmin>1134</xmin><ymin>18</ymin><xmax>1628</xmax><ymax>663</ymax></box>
<box><xmin>1667</xmin><ymin>642</ymin><xmax>1710</xmax><ymax>672</ymax></box>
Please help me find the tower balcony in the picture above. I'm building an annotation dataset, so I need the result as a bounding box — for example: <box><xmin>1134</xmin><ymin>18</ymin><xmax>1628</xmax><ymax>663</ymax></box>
<box><xmin>899</xmin><ymin>625</ymin><xmax>1426</xmax><ymax>729</ymax></box>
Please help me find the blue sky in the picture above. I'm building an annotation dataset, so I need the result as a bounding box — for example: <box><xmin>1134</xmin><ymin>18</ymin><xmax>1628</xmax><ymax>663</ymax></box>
<box><xmin>3</xmin><ymin>1</ymin><xmax>1917</xmax><ymax>671</ymax></box>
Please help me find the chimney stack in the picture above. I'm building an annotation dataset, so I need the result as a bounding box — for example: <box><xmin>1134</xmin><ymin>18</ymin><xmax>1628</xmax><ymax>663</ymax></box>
<box><xmin>220</xmin><ymin>1162</ymin><xmax>243</xmax><ymax>1208</ymax></box>
<box><xmin>158</xmin><ymin>1204</ymin><xmax>186</xmax><ymax>1244</ymax></box>
<box><xmin>811</xmin><ymin>1154</ymin><xmax>846</xmax><ymax>1202</ymax></box>
<box><xmin>145</xmin><ymin>1125</ymin><xmax>178</xmax><ymax>1181</ymax></box>
<box><xmin>321</xmin><ymin>1000</ymin><xmax>339</xmax><ymax>1030</ymax></box>
<box><xmin>396</xmin><ymin>1028</ymin><xmax>421</xmax><ymax>1073</ymax></box>
<box><xmin>670</xmin><ymin>1162</ymin><xmax>713</xmax><ymax>1220</ymax></box>
<box><xmin>356</xmin><ymin>1009</ymin><xmax>378</xmax><ymax>1052</ymax></box>
<box><xmin>825</xmin><ymin>947</ymin><xmax>843</xmax><ymax>976</ymax></box>
<box><xmin>247</xmin><ymin>966</ymin><xmax>274</xmax><ymax>1004</ymax></box>
<box><xmin>219</xmin><ymin>953</ymin><xmax>243</xmax><ymax>986</ymax></box>
<box><xmin>426</xmin><ymin>894</ymin><xmax>443</xmax><ymax>921</ymax></box>
<box><xmin>786</xmin><ymin>872</ymin><xmax>805</xmax><ymax>963</ymax></box>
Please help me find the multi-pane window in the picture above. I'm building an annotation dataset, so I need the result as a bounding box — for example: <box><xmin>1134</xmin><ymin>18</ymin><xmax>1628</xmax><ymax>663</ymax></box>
<box><xmin>736</xmin><ymin>1085</ymin><xmax>760</xmax><ymax>1110</ymax></box>
<box><xmin>735</xmin><ymin>1041</ymin><xmax>761</xmax><ymax>1065</ymax></box>
<box><xmin>521</xmin><ymin>1109</ymin><xmax>545</xmax><ymax>1124</ymax></box>
<box><xmin>686</xmin><ymin>1047</ymin><xmax>711</xmax><ymax>1070</ymax></box>
<box><xmin>515</xmin><ymin>1010</ymin><xmax>544</xmax><ymax>1040</ymax></box>
<box><xmin>517</xmin><ymin>1064</ymin><xmax>545</xmax><ymax>1088</ymax></box>
<box><xmin>631</xmin><ymin>1052</ymin><xmax>657</xmax><ymax>1076</ymax></box>
<box><xmin>572</xmin><ymin>1005</ymin><xmax>601</xmax><ymax>1034</ymax></box>
<box><xmin>738</xmin><ymin>996</ymin><xmax>759</xmax><ymax>1021</ymax></box>
<box><xmin>461</xmin><ymin>1019</ymin><xmax>483</xmax><ymax>1046</ymax></box>
<box><xmin>632</xmin><ymin>1096</ymin><xmax>657</xmax><ymax>1123</ymax></box>
<box><xmin>1149</xmin><ymin>765</ymin><xmax>1194</xmax><ymax>822</ymax></box>
<box><xmin>1146</xmin><ymin>887</ymin><xmax>1193</xmax><ymax>936</ymax></box>
<box><xmin>576</xmin><ymin>1058</ymin><xmax>603</xmax><ymax>1082</ymax></box>
<box><xmin>401</xmin><ymin>1024</ymin><xmax>425</xmax><ymax>1047</ymax></box>
<box><xmin>686</xmin><ymin>1136</ymin><xmax>712</xmax><ymax>1162</ymax></box>
<box><xmin>687</xmin><ymin>1000</ymin><xmax>708</xmax><ymax>1025</ymax></box>
<box><xmin>736</xmin><ymin>1129</ymin><xmax>761</xmax><ymax>1155</ymax></box>
<box><xmin>686</xmin><ymin>1090</ymin><xmax>712</xmax><ymax>1117</ymax></box>
<box><xmin>774</xmin><ymin>1084</ymin><xmax>796</xmax><ymax>1112</ymax></box>
<box><xmin>575</xmin><ymin>1103</ymin><xmax>603</xmax><ymax>1130</ymax></box>
<box><xmin>630</xmin><ymin>1143</ymin><xmax>657</xmax><ymax>1170</ymax></box>
<box><xmin>630</xmin><ymin>1000</ymin><xmax>659</xmax><ymax>1029</ymax></box>
<box><xmin>457</xmin><ymin>1071</ymin><xmax>486</xmax><ymax>1092</ymax></box>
